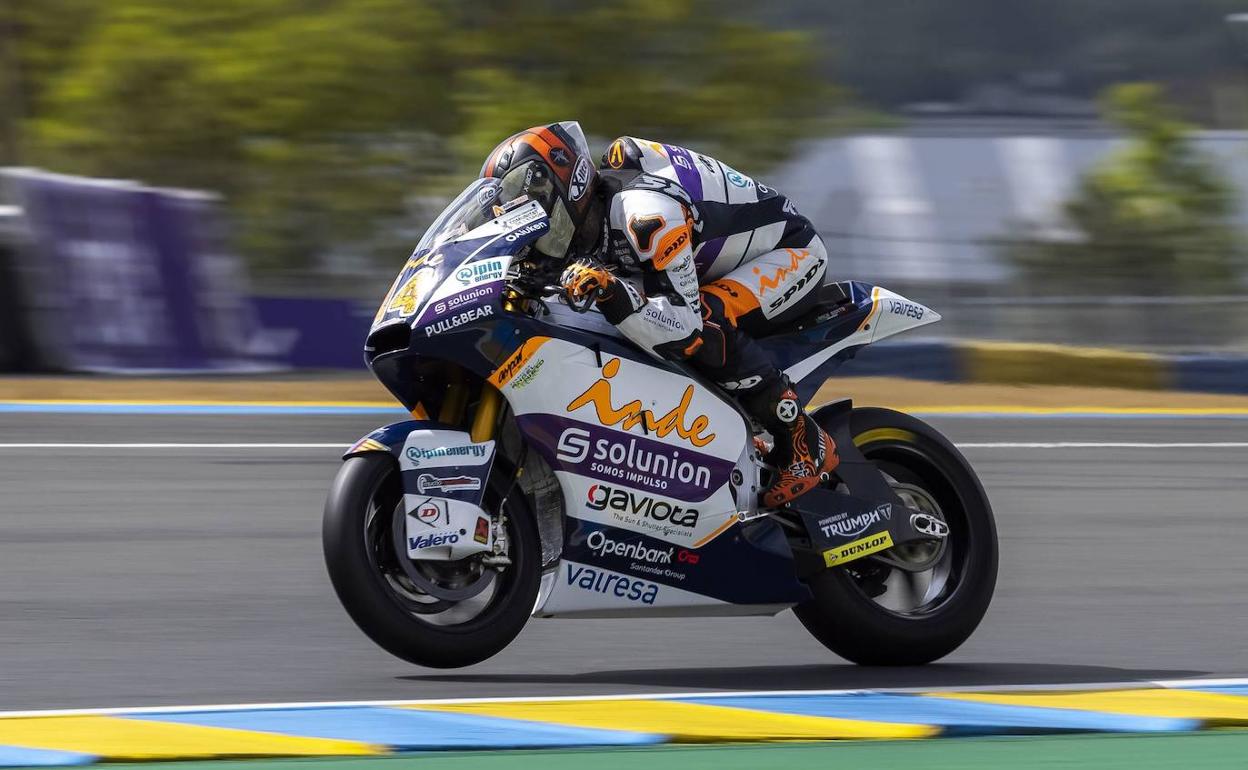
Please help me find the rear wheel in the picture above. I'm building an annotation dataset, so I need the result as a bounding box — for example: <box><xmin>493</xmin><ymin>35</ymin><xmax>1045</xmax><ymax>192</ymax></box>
<box><xmin>322</xmin><ymin>453</ymin><xmax>541</xmax><ymax>668</ymax></box>
<box><xmin>793</xmin><ymin>407</ymin><xmax>998</xmax><ymax>665</ymax></box>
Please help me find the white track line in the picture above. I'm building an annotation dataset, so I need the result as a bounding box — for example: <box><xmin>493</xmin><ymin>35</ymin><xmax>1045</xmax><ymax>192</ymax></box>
<box><xmin>0</xmin><ymin>676</ymin><xmax>1244</xmax><ymax>718</ymax></box>
<box><xmin>1</xmin><ymin>442</ymin><xmax>1247</xmax><ymax>450</ymax></box>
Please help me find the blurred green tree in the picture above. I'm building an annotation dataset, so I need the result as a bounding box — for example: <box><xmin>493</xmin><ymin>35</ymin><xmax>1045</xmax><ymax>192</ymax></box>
<box><xmin>447</xmin><ymin>0</ymin><xmax>832</xmax><ymax>169</ymax></box>
<box><xmin>16</xmin><ymin>0</ymin><xmax>829</xmax><ymax>279</ymax></box>
<box><xmin>22</xmin><ymin>0</ymin><xmax>458</xmax><ymax>275</ymax></box>
<box><xmin>1004</xmin><ymin>83</ymin><xmax>1246</xmax><ymax>296</ymax></box>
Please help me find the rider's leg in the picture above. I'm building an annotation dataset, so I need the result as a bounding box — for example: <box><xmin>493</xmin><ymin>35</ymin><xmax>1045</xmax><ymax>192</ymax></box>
<box><xmin>694</xmin><ymin>232</ymin><xmax>838</xmax><ymax>506</ymax></box>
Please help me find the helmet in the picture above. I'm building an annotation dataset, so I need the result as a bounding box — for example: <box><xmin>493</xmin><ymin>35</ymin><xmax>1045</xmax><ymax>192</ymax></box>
<box><xmin>480</xmin><ymin>121</ymin><xmax>598</xmax><ymax>260</ymax></box>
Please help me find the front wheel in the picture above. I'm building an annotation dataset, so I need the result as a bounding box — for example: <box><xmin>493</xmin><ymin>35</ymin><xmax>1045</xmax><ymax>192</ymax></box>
<box><xmin>794</xmin><ymin>407</ymin><xmax>998</xmax><ymax>665</ymax></box>
<box><xmin>322</xmin><ymin>453</ymin><xmax>541</xmax><ymax>668</ymax></box>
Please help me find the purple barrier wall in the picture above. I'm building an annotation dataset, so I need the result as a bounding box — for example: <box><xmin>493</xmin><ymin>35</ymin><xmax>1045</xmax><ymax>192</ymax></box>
<box><xmin>5</xmin><ymin>170</ymin><xmax>269</xmax><ymax>372</ymax></box>
<box><xmin>250</xmin><ymin>296</ymin><xmax>370</xmax><ymax>369</ymax></box>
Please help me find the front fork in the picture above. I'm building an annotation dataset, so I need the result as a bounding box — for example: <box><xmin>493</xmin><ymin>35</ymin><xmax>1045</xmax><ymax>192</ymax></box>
<box><xmin>465</xmin><ymin>295</ymin><xmax>518</xmax><ymax>444</ymax></box>
<box><xmin>471</xmin><ymin>385</ymin><xmax>504</xmax><ymax>443</ymax></box>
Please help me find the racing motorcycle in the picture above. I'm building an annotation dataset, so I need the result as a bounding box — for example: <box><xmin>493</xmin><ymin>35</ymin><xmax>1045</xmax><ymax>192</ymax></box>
<box><xmin>323</xmin><ymin>178</ymin><xmax>997</xmax><ymax>668</ymax></box>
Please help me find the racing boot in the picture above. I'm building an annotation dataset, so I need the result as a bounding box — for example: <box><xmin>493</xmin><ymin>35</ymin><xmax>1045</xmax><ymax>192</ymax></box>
<box><xmin>745</xmin><ymin>376</ymin><xmax>839</xmax><ymax>507</ymax></box>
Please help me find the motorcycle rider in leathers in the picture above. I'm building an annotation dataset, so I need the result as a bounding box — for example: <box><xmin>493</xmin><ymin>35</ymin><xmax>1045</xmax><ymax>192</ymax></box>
<box><xmin>481</xmin><ymin>121</ymin><xmax>839</xmax><ymax>507</ymax></box>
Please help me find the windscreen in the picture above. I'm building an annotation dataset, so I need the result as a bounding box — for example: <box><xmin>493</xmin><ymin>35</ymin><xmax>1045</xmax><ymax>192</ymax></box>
<box><xmin>412</xmin><ymin>178</ymin><xmax>503</xmax><ymax>256</ymax></box>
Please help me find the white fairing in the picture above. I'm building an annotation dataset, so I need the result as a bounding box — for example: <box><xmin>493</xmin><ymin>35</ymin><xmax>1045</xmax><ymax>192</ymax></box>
<box><xmin>399</xmin><ymin>429</ymin><xmax>496</xmax><ymax>561</ymax></box>
<box><xmin>537</xmin><ymin>561</ymin><xmax>728</xmax><ymax>616</ymax></box>
<box><xmin>495</xmin><ymin>335</ymin><xmax>761</xmax><ymax>616</ymax></box>
<box><xmin>784</xmin><ymin>287</ymin><xmax>941</xmax><ymax>384</ymax></box>
<box><xmin>499</xmin><ymin>285</ymin><xmax>932</xmax><ymax>617</ymax></box>
<box><xmin>502</xmin><ymin>337</ymin><xmax>749</xmax><ymax>550</ymax></box>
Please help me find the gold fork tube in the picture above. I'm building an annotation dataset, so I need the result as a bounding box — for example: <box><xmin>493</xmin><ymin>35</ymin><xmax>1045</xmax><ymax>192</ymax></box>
<box><xmin>470</xmin><ymin>385</ymin><xmax>503</xmax><ymax>443</ymax></box>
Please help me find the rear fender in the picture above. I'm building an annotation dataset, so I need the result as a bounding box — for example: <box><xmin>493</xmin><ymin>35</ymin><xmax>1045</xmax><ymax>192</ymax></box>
<box><xmin>344</xmin><ymin>420</ymin><xmax>499</xmax><ymax>561</ymax></box>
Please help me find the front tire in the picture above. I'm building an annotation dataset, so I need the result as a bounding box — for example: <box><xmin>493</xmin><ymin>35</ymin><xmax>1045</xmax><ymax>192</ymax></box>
<box><xmin>794</xmin><ymin>407</ymin><xmax>998</xmax><ymax>665</ymax></box>
<box><xmin>322</xmin><ymin>453</ymin><xmax>541</xmax><ymax>668</ymax></box>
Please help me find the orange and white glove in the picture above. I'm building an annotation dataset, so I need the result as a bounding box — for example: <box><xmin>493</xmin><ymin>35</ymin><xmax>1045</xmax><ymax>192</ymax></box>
<box><xmin>560</xmin><ymin>258</ymin><xmax>615</xmax><ymax>303</ymax></box>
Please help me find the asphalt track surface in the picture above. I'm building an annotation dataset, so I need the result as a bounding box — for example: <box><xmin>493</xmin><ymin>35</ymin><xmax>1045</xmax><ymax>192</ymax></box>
<box><xmin>0</xmin><ymin>412</ymin><xmax>1245</xmax><ymax>710</ymax></box>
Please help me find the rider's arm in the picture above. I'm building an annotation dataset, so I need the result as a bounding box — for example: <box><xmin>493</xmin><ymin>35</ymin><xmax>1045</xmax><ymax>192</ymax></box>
<box><xmin>599</xmin><ymin>189</ymin><xmax>704</xmax><ymax>360</ymax></box>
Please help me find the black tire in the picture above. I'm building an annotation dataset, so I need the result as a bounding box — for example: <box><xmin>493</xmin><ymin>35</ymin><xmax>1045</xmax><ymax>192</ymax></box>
<box><xmin>793</xmin><ymin>407</ymin><xmax>998</xmax><ymax>665</ymax></box>
<box><xmin>322</xmin><ymin>453</ymin><xmax>541</xmax><ymax>668</ymax></box>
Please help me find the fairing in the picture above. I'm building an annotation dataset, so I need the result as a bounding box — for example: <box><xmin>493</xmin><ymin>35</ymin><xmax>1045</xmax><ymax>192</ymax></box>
<box><xmin>350</xmin><ymin>182</ymin><xmax>944</xmax><ymax>617</ymax></box>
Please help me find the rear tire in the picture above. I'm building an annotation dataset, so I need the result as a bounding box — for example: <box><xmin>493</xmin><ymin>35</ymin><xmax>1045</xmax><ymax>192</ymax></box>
<box><xmin>322</xmin><ymin>453</ymin><xmax>541</xmax><ymax>668</ymax></box>
<box><xmin>794</xmin><ymin>407</ymin><xmax>998</xmax><ymax>665</ymax></box>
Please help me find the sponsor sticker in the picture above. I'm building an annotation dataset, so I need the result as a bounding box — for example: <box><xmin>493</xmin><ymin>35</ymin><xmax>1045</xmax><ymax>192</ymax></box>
<box><xmin>655</xmin><ymin>226</ymin><xmax>689</xmax><ymax>267</ymax></box>
<box><xmin>423</xmin><ymin>304</ymin><xmax>493</xmax><ymax>336</ymax></box>
<box><xmin>505</xmin><ymin>221</ymin><xmax>548</xmax><ymax>243</ymax></box>
<box><xmin>566</xmin><ymin>357</ymin><xmax>715</xmax><ymax>448</ymax></box>
<box><xmin>431</xmin><ymin>284</ymin><xmax>495</xmax><ymax>317</ymax></box>
<box><xmin>490</xmin><ymin>336</ymin><xmax>550</xmax><ymax>388</ymax></box>
<box><xmin>509</xmin><ymin>359</ymin><xmax>544</xmax><ymax>390</ymax></box>
<box><xmin>586</xmin><ymin>483</ymin><xmax>699</xmax><ymax>533</ymax></box>
<box><xmin>416</xmin><ymin>473</ymin><xmax>482</xmax><ymax>494</ymax></box>
<box><xmin>818</xmin><ymin>503</ymin><xmax>893</xmax><ymax>540</ymax></box>
<box><xmin>607</xmin><ymin>140</ymin><xmax>626</xmax><ymax>169</ymax></box>
<box><xmin>555</xmin><ymin>426</ymin><xmax>716</xmax><ymax>495</ymax></box>
<box><xmin>725</xmin><ymin>169</ymin><xmax>752</xmax><ymax>188</ymax></box>
<box><xmin>886</xmin><ymin>298</ymin><xmax>925</xmax><ymax>320</ymax></box>
<box><xmin>641</xmin><ymin>305</ymin><xmax>684</xmax><ymax>332</ymax></box>
<box><xmin>404</xmin><ymin>443</ymin><xmax>491</xmax><ymax>467</ymax></box>
<box><xmin>569</xmin><ymin>156</ymin><xmax>593</xmax><ymax>201</ymax></box>
<box><xmin>473</xmin><ymin>516</ymin><xmax>490</xmax><ymax>544</ymax></box>
<box><xmin>565</xmin><ymin>562</ymin><xmax>659</xmax><ymax>605</ymax></box>
<box><xmin>822</xmin><ymin>531</ymin><xmax>894</xmax><ymax>567</ymax></box>
<box><xmin>499</xmin><ymin>201</ymin><xmax>544</xmax><ymax>229</ymax></box>
<box><xmin>754</xmin><ymin>249</ymin><xmax>826</xmax><ymax>315</ymax></box>
<box><xmin>455</xmin><ymin>258</ymin><xmax>506</xmax><ymax>286</ymax></box>
<box><xmin>416</xmin><ymin>500</ymin><xmax>445</xmax><ymax>525</ymax></box>
<box><xmin>584</xmin><ymin>530</ymin><xmax>699</xmax><ymax>583</ymax></box>
<box><xmin>408</xmin><ymin>530</ymin><xmax>461</xmax><ymax>551</ymax></box>
<box><xmin>587</xmin><ymin>529</ymin><xmax>673</xmax><ymax>565</ymax></box>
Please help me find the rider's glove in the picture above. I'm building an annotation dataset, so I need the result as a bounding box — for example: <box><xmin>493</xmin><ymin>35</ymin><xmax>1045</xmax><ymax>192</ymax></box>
<box><xmin>560</xmin><ymin>258</ymin><xmax>615</xmax><ymax>303</ymax></box>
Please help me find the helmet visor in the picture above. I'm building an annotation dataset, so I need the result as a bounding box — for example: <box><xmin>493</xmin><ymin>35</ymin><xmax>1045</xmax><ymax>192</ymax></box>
<box><xmin>499</xmin><ymin>160</ymin><xmax>573</xmax><ymax>258</ymax></box>
<box><xmin>498</xmin><ymin>160</ymin><xmax>557</xmax><ymax>212</ymax></box>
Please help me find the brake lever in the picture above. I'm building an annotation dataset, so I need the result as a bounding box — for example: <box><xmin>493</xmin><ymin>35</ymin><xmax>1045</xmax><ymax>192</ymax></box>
<box><xmin>540</xmin><ymin>284</ymin><xmax>606</xmax><ymax>314</ymax></box>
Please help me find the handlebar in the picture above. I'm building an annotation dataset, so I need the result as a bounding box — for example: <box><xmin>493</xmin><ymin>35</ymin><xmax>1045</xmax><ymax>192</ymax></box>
<box><xmin>542</xmin><ymin>285</ymin><xmax>598</xmax><ymax>313</ymax></box>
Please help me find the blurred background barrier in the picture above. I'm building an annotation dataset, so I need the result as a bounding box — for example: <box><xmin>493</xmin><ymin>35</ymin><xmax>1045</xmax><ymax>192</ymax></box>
<box><xmin>0</xmin><ymin>204</ymin><xmax>40</xmax><ymax>372</ymax></box>
<box><xmin>0</xmin><ymin>169</ymin><xmax>370</xmax><ymax>373</ymax></box>
<box><xmin>851</xmin><ymin>340</ymin><xmax>1248</xmax><ymax>394</ymax></box>
<box><xmin>4</xmin><ymin>1</ymin><xmax>1248</xmax><ymax>378</ymax></box>
<box><xmin>250</xmin><ymin>296</ymin><xmax>370</xmax><ymax>370</ymax></box>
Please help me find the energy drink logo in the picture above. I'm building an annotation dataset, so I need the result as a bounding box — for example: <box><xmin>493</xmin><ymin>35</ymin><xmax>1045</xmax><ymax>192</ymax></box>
<box><xmin>566</xmin><ymin>358</ymin><xmax>715</xmax><ymax>448</ymax></box>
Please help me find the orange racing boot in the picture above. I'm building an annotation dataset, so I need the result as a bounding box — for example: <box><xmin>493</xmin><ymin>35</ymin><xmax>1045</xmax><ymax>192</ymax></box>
<box><xmin>750</xmin><ymin>380</ymin><xmax>840</xmax><ymax>507</ymax></box>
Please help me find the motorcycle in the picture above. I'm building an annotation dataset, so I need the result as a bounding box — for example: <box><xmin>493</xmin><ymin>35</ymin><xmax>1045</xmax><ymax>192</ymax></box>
<box><xmin>323</xmin><ymin>178</ymin><xmax>998</xmax><ymax>668</ymax></box>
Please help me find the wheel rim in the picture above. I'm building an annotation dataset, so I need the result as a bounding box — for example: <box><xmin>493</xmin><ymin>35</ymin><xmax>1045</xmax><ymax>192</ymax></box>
<box><xmin>841</xmin><ymin>441</ymin><xmax>969</xmax><ymax>619</ymax></box>
<box><xmin>362</xmin><ymin>469</ymin><xmax>518</xmax><ymax>628</ymax></box>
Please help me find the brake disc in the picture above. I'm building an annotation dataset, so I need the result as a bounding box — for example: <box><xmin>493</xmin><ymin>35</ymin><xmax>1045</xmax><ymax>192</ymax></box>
<box><xmin>390</xmin><ymin>501</ymin><xmax>495</xmax><ymax>602</ymax></box>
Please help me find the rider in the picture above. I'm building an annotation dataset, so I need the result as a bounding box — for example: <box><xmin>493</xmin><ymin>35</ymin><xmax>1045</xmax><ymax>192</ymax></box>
<box><xmin>481</xmin><ymin>121</ymin><xmax>838</xmax><ymax>507</ymax></box>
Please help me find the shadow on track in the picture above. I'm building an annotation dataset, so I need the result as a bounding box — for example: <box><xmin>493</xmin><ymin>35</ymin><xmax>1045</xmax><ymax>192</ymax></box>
<box><xmin>401</xmin><ymin>662</ymin><xmax>1207</xmax><ymax>692</ymax></box>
